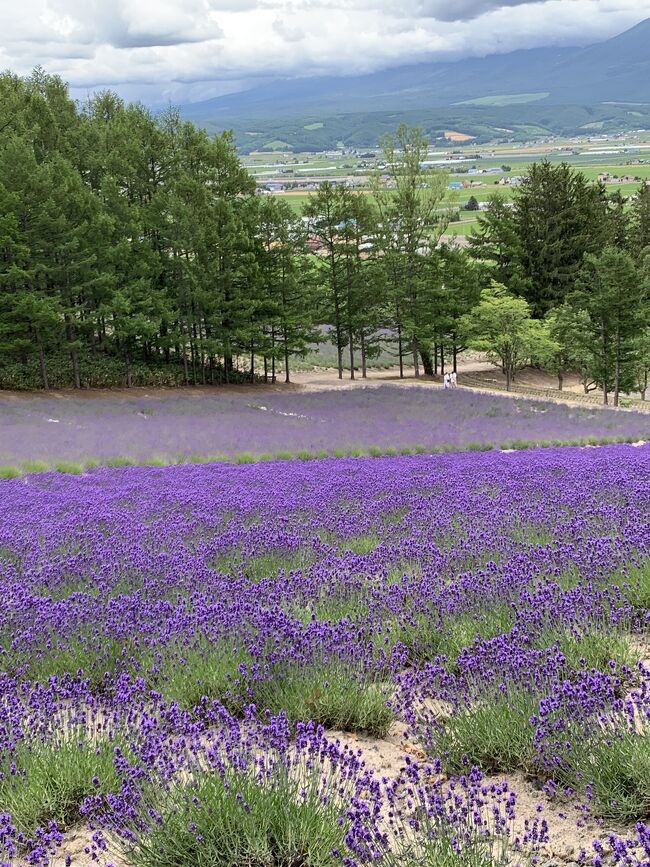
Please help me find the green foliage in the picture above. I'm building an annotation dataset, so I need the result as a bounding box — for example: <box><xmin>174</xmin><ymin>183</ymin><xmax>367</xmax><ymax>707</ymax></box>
<box><xmin>470</xmin><ymin>161</ymin><xmax>611</xmax><ymax>317</ymax></box>
<box><xmin>256</xmin><ymin>661</ymin><xmax>392</xmax><ymax>736</ymax></box>
<box><xmin>0</xmin><ymin>465</ymin><xmax>22</xmax><ymax>479</ymax></box>
<box><xmin>123</xmin><ymin>767</ymin><xmax>350</xmax><ymax>867</ymax></box>
<box><xmin>583</xmin><ymin>733</ymin><xmax>650</xmax><ymax>823</ymax></box>
<box><xmin>428</xmin><ymin>689</ymin><xmax>538</xmax><ymax>774</ymax></box>
<box><xmin>53</xmin><ymin>461</ymin><xmax>85</xmax><ymax>474</ymax></box>
<box><xmin>152</xmin><ymin>639</ymin><xmax>251</xmax><ymax>711</ymax></box>
<box><xmin>569</xmin><ymin>247</ymin><xmax>649</xmax><ymax>406</ymax></box>
<box><xmin>213</xmin><ymin>547</ymin><xmax>314</xmax><ymax>581</ymax></box>
<box><xmin>394</xmin><ymin>604</ymin><xmax>514</xmax><ymax>665</ymax></box>
<box><xmin>623</xmin><ymin>560</ymin><xmax>650</xmax><ymax>615</ymax></box>
<box><xmin>0</xmin><ymin>732</ymin><xmax>125</xmax><ymax>835</ymax></box>
<box><xmin>460</xmin><ymin>282</ymin><xmax>552</xmax><ymax>389</ymax></box>
<box><xmin>340</xmin><ymin>533</ymin><xmax>380</xmax><ymax>555</ymax></box>
<box><xmin>1</xmin><ymin>66</ymin><xmax>647</xmax><ymax>394</ymax></box>
<box><xmin>535</xmin><ymin>627</ymin><xmax>634</xmax><ymax>673</ymax></box>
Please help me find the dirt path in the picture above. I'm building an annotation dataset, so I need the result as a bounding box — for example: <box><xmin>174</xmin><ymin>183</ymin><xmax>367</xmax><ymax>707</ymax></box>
<box><xmin>1</xmin><ymin>355</ymin><xmax>647</xmax><ymax>413</ymax></box>
<box><xmin>290</xmin><ymin>363</ymin><xmax>650</xmax><ymax>413</ymax></box>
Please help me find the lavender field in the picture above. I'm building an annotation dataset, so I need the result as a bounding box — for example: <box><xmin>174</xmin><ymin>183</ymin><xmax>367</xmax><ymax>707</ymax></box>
<box><xmin>0</xmin><ymin>446</ymin><xmax>649</xmax><ymax>866</ymax></box>
<box><xmin>0</xmin><ymin>385</ymin><xmax>648</xmax><ymax>470</ymax></box>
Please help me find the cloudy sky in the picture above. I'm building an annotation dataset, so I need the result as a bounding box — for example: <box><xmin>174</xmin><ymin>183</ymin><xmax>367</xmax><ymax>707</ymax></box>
<box><xmin>2</xmin><ymin>0</ymin><xmax>649</xmax><ymax>105</ymax></box>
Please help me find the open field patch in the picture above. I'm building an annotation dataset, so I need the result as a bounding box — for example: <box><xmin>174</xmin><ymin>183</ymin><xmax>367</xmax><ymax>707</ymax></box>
<box><xmin>0</xmin><ymin>385</ymin><xmax>647</xmax><ymax>473</ymax></box>
<box><xmin>0</xmin><ymin>445</ymin><xmax>649</xmax><ymax>865</ymax></box>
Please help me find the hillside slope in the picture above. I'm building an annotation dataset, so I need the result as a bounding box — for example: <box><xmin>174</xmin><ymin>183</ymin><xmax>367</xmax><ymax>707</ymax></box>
<box><xmin>183</xmin><ymin>19</ymin><xmax>650</xmax><ymax>124</ymax></box>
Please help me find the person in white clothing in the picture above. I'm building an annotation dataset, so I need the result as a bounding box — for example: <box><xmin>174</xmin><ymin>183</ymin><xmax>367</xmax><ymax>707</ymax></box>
<box><xmin>451</xmin><ymin>370</ymin><xmax>457</xmax><ymax>388</ymax></box>
<box><xmin>443</xmin><ymin>372</ymin><xmax>450</xmax><ymax>389</ymax></box>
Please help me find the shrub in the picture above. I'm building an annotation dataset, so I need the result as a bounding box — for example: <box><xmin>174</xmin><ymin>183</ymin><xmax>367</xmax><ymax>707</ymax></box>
<box><xmin>124</xmin><ymin>768</ymin><xmax>350</xmax><ymax>867</ymax></box>
<box><xmin>54</xmin><ymin>461</ymin><xmax>84</xmax><ymax>474</ymax></box>
<box><xmin>255</xmin><ymin>662</ymin><xmax>392</xmax><ymax>737</ymax></box>
<box><xmin>0</xmin><ymin>732</ymin><xmax>124</xmax><ymax>836</ymax></box>
<box><xmin>425</xmin><ymin>689</ymin><xmax>538</xmax><ymax>775</ymax></box>
<box><xmin>584</xmin><ymin>732</ymin><xmax>650</xmax><ymax>823</ymax></box>
<box><xmin>623</xmin><ymin>560</ymin><xmax>650</xmax><ymax>616</ymax></box>
<box><xmin>21</xmin><ymin>460</ymin><xmax>49</xmax><ymax>473</ymax></box>
<box><xmin>0</xmin><ymin>465</ymin><xmax>22</xmax><ymax>479</ymax></box>
<box><xmin>535</xmin><ymin>626</ymin><xmax>634</xmax><ymax>674</ymax></box>
<box><xmin>105</xmin><ymin>456</ymin><xmax>136</xmax><ymax>468</ymax></box>
<box><xmin>152</xmin><ymin>639</ymin><xmax>251</xmax><ymax>712</ymax></box>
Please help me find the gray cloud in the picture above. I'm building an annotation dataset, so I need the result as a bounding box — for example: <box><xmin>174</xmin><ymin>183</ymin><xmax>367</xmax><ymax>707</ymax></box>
<box><xmin>1</xmin><ymin>0</ymin><xmax>648</xmax><ymax>103</ymax></box>
<box><xmin>416</xmin><ymin>0</ymin><xmax>554</xmax><ymax>22</ymax></box>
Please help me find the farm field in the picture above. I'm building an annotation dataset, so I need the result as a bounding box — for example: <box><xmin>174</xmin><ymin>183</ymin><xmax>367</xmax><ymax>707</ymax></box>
<box><xmin>0</xmin><ymin>385</ymin><xmax>649</xmax><ymax>471</ymax></box>
<box><xmin>254</xmin><ymin>136</ymin><xmax>650</xmax><ymax>217</ymax></box>
<box><xmin>0</xmin><ymin>444</ymin><xmax>649</xmax><ymax>865</ymax></box>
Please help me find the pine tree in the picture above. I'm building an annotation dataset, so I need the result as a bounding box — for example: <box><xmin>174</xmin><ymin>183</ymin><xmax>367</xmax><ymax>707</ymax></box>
<box><xmin>372</xmin><ymin>124</ymin><xmax>447</xmax><ymax>377</ymax></box>
<box><xmin>630</xmin><ymin>183</ymin><xmax>650</xmax><ymax>256</ymax></box>
<box><xmin>471</xmin><ymin>162</ymin><xmax>610</xmax><ymax>316</ymax></box>
<box><xmin>571</xmin><ymin>247</ymin><xmax>648</xmax><ymax>406</ymax></box>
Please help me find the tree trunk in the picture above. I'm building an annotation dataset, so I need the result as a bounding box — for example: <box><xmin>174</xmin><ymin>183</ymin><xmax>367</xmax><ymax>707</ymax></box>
<box><xmin>439</xmin><ymin>343</ymin><xmax>445</xmax><ymax>376</ymax></box>
<box><xmin>397</xmin><ymin>322</ymin><xmax>404</xmax><ymax>379</ymax></box>
<box><xmin>271</xmin><ymin>328</ymin><xmax>277</xmax><ymax>384</ymax></box>
<box><xmin>614</xmin><ymin>325</ymin><xmax>621</xmax><ymax>408</ymax></box>
<box><xmin>71</xmin><ymin>349</ymin><xmax>80</xmax><ymax>389</ymax></box>
<box><xmin>601</xmin><ymin>319</ymin><xmax>608</xmax><ymax>405</ymax></box>
<box><xmin>330</xmin><ymin>244</ymin><xmax>343</xmax><ymax>380</ymax></box>
<box><xmin>506</xmin><ymin>366</ymin><xmax>511</xmax><ymax>391</ymax></box>
<box><xmin>558</xmin><ymin>371</ymin><xmax>563</xmax><ymax>391</ymax></box>
<box><xmin>433</xmin><ymin>342</ymin><xmax>438</xmax><ymax>375</ymax></box>
<box><xmin>284</xmin><ymin>327</ymin><xmax>290</xmax><ymax>384</ymax></box>
<box><xmin>349</xmin><ymin>326</ymin><xmax>355</xmax><ymax>380</ymax></box>
<box><xmin>420</xmin><ymin>348</ymin><xmax>434</xmax><ymax>376</ymax></box>
<box><xmin>191</xmin><ymin>340</ymin><xmax>197</xmax><ymax>386</ymax></box>
<box><xmin>452</xmin><ymin>341</ymin><xmax>458</xmax><ymax>374</ymax></box>
<box><xmin>412</xmin><ymin>340</ymin><xmax>420</xmax><ymax>378</ymax></box>
<box><xmin>37</xmin><ymin>335</ymin><xmax>49</xmax><ymax>390</ymax></box>
<box><xmin>125</xmin><ymin>350</ymin><xmax>132</xmax><ymax>388</ymax></box>
<box><xmin>360</xmin><ymin>332</ymin><xmax>367</xmax><ymax>379</ymax></box>
<box><xmin>182</xmin><ymin>346</ymin><xmax>189</xmax><ymax>386</ymax></box>
<box><xmin>264</xmin><ymin>355</ymin><xmax>268</xmax><ymax>384</ymax></box>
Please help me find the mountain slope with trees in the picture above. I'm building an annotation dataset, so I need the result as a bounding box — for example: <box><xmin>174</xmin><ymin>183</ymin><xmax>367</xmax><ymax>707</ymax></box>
<box><xmin>181</xmin><ymin>17</ymin><xmax>650</xmax><ymax>140</ymax></box>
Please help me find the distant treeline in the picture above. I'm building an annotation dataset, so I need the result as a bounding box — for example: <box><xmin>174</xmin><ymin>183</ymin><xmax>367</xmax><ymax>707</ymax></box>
<box><xmin>197</xmin><ymin>105</ymin><xmax>650</xmax><ymax>154</ymax></box>
<box><xmin>0</xmin><ymin>70</ymin><xmax>648</xmax><ymax>403</ymax></box>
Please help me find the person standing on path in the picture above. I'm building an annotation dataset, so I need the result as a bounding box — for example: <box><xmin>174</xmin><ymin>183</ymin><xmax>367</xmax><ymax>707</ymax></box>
<box><xmin>443</xmin><ymin>372</ymin><xmax>450</xmax><ymax>389</ymax></box>
<box><xmin>451</xmin><ymin>371</ymin><xmax>457</xmax><ymax>388</ymax></box>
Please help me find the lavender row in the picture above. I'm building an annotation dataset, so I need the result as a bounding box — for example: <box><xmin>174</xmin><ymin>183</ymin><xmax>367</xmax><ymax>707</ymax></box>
<box><xmin>0</xmin><ymin>386</ymin><xmax>648</xmax><ymax>466</ymax></box>
<box><xmin>0</xmin><ymin>446</ymin><xmax>649</xmax><ymax>865</ymax></box>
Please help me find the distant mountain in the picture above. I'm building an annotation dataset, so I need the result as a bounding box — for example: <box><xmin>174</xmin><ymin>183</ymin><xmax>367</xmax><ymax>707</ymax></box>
<box><xmin>182</xmin><ymin>18</ymin><xmax>650</xmax><ymax>126</ymax></box>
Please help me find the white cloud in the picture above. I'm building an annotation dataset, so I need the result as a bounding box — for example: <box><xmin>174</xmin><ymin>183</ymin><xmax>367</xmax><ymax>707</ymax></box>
<box><xmin>1</xmin><ymin>0</ymin><xmax>649</xmax><ymax>104</ymax></box>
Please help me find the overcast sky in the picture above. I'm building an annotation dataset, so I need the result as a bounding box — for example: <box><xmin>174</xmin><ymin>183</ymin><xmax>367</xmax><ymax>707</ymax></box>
<box><xmin>1</xmin><ymin>0</ymin><xmax>649</xmax><ymax>105</ymax></box>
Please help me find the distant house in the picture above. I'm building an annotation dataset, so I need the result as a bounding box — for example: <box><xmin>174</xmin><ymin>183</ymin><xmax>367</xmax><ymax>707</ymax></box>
<box><xmin>448</xmin><ymin>181</ymin><xmax>464</xmax><ymax>190</ymax></box>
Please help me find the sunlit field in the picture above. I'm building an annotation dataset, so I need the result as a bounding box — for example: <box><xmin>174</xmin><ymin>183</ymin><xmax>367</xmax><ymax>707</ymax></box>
<box><xmin>1</xmin><ymin>386</ymin><xmax>648</xmax><ymax>473</ymax></box>
<box><xmin>0</xmin><ymin>445</ymin><xmax>648</xmax><ymax>865</ymax></box>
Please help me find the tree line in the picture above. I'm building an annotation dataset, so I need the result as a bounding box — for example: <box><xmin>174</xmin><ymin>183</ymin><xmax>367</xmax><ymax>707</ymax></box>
<box><xmin>0</xmin><ymin>70</ymin><xmax>648</xmax><ymax>403</ymax></box>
